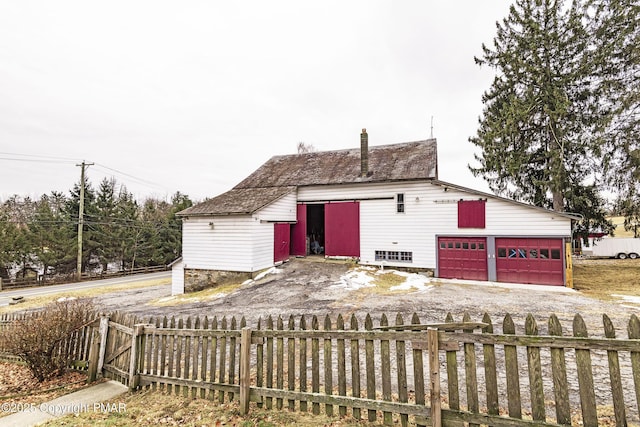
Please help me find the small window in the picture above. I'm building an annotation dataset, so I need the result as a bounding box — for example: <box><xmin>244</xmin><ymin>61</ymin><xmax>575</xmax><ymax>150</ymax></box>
<box><xmin>508</xmin><ymin>248</ymin><xmax>517</xmax><ymax>258</ymax></box>
<box><xmin>455</xmin><ymin>242</ymin><xmax>461</xmax><ymax>249</ymax></box>
<box><xmin>529</xmin><ymin>249</ymin><xmax>538</xmax><ymax>258</ymax></box>
<box><xmin>498</xmin><ymin>248</ymin><xmax>507</xmax><ymax>257</ymax></box>
<box><xmin>375</xmin><ymin>250</ymin><xmax>413</xmax><ymax>263</ymax></box>
<box><xmin>440</xmin><ymin>242</ymin><xmax>446</xmax><ymax>249</ymax></box>
<box><xmin>447</xmin><ymin>242</ymin><xmax>453</xmax><ymax>249</ymax></box>
<box><xmin>518</xmin><ymin>249</ymin><xmax>527</xmax><ymax>258</ymax></box>
<box><xmin>396</xmin><ymin>193</ymin><xmax>405</xmax><ymax>213</ymax></box>
<box><xmin>462</xmin><ymin>242</ymin><xmax>469</xmax><ymax>249</ymax></box>
<box><xmin>479</xmin><ymin>243</ymin><xmax>485</xmax><ymax>250</ymax></box>
<box><xmin>540</xmin><ymin>249</ymin><xmax>549</xmax><ymax>259</ymax></box>
<box><xmin>551</xmin><ymin>249</ymin><xmax>561</xmax><ymax>259</ymax></box>
<box><xmin>471</xmin><ymin>243</ymin><xmax>476</xmax><ymax>250</ymax></box>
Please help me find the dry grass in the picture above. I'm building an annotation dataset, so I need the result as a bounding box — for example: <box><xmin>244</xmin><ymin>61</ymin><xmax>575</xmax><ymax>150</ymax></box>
<box><xmin>0</xmin><ymin>278</ymin><xmax>170</xmax><ymax>314</ymax></box>
<box><xmin>573</xmin><ymin>258</ymin><xmax>640</xmax><ymax>299</ymax></box>
<box><xmin>42</xmin><ymin>389</ymin><xmax>382</xmax><ymax>426</ymax></box>
<box><xmin>150</xmin><ymin>282</ymin><xmax>243</xmax><ymax>306</ymax></box>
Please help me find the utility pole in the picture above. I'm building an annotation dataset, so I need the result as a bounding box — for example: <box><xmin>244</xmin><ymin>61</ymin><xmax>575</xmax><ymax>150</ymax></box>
<box><xmin>76</xmin><ymin>161</ymin><xmax>94</xmax><ymax>281</ymax></box>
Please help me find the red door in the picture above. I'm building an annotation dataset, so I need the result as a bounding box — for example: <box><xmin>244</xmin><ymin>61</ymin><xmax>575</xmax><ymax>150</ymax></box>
<box><xmin>438</xmin><ymin>237</ymin><xmax>488</xmax><ymax>281</ymax></box>
<box><xmin>325</xmin><ymin>202</ymin><xmax>360</xmax><ymax>257</ymax></box>
<box><xmin>291</xmin><ymin>204</ymin><xmax>307</xmax><ymax>256</ymax></box>
<box><xmin>496</xmin><ymin>238</ymin><xmax>564</xmax><ymax>285</ymax></box>
<box><xmin>274</xmin><ymin>223</ymin><xmax>290</xmax><ymax>263</ymax></box>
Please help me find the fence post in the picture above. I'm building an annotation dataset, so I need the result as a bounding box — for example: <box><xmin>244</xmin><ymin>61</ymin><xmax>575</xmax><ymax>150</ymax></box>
<box><xmin>0</xmin><ymin>277</ymin><xmax>2</xmax><ymax>291</ymax></box>
<box><xmin>97</xmin><ymin>314</ymin><xmax>109</xmax><ymax>375</ymax></box>
<box><xmin>239</xmin><ymin>326</ymin><xmax>252</xmax><ymax>415</ymax></box>
<box><xmin>87</xmin><ymin>328</ymin><xmax>101</xmax><ymax>383</ymax></box>
<box><xmin>128</xmin><ymin>324</ymin><xmax>145</xmax><ymax>391</ymax></box>
<box><xmin>428</xmin><ymin>328</ymin><xmax>441</xmax><ymax>427</ymax></box>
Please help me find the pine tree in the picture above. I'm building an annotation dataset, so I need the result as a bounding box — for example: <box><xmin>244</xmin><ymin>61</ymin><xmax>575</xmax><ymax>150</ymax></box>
<box><xmin>470</xmin><ymin>0</ymin><xmax>638</xmax><ymax>231</ymax></box>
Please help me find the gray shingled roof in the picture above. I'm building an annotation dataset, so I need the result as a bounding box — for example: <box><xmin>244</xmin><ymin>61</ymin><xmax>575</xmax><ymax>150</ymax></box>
<box><xmin>235</xmin><ymin>139</ymin><xmax>437</xmax><ymax>188</ymax></box>
<box><xmin>178</xmin><ymin>186</ymin><xmax>295</xmax><ymax>216</ymax></box>
<box><xmin>179</xmin><ymin>139</ymin><xmax>437</xmax><ymax>216</ymax></box>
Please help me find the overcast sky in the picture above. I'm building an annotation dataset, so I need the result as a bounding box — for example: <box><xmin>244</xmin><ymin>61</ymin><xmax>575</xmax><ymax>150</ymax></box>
<box><xmin>0</xmin><ymin>1</ymin><xmax>512</xmax><ymax>202</ymax></box>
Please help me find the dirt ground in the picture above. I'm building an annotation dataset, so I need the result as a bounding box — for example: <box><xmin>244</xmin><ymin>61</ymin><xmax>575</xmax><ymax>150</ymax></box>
<box><xmin>92</xmin><ymin>257</ymin><xmax>639</xmax><ymax>336</ymax></box>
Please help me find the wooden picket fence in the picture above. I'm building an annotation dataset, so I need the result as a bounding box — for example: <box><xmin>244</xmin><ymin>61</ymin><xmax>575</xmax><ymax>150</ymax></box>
<box><xmin>2</xmin><ymin>310</ymin><xmax>640</xmax><ymax>426</ymax></box>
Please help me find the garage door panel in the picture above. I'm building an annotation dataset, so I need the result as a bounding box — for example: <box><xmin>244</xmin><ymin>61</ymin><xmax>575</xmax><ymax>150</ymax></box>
<box><xmin>496</xmin><ymin>238</ymin><xmax>564</xmax><ymax>286</ymax></box>
<box><xmin>438</xmin><ymin>237</ymin><xmax>488</xmax><ymax>281</ymax></box>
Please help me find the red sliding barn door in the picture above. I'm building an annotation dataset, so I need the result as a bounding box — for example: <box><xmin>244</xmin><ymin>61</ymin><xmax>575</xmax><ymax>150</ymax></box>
<box><xmin>324</xmin><ymin>202</ymin><xmax>360</xmax><ymax>257</ymax></box>
<box><xmin>291</xmin><ymin>204</ymin><xmax>307</xmax><ymax>256</ymax></box>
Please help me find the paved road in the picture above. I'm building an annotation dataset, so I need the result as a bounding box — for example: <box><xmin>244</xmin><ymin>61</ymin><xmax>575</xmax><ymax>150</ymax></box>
<box><xmin>0</xmin><ymin>271</ymin><xmax>170</xmax><ymax>306</ymax></box>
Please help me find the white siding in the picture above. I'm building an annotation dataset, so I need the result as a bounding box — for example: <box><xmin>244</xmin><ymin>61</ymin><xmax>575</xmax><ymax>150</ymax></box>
<box><xmin>257</xmin><ymin>191</ymin><xmax>297</xmax><ymax>222</ymax></box>
<box><xmin>171</xmin><ymin>260</ymin><xmax>184</xmax><ymax>295</ymax></box>
<box><xmin>251</xmin><ymin>219</ymin><xmax>276</xmax><ymax>271</ymax></box>
<box><xmin>182</xmin><ymin>215</ymin><xmax>276</xmax><ymax>273</ymax></box>
<box><xmin>183</xmin><ymin>216</ymin><xmax>257</xmax><ymax>272</ymax></box>
<box><xmin>300</xmin><ymin>182</ymin><xmax>571</xmax><ymax>269</ymax></box>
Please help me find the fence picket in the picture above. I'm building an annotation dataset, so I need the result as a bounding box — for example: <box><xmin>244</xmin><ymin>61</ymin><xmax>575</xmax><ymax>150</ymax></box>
<box><xmin>365</xmin><ymin>314</ymin><xmax>376</xmax><ymax>422</ymax></box>
<box><xmin>380</xmin><ymin>313</ymin><xmax>393</xmax><ymax>425</ymax></box>
<box><xmin>548</xmin><ymin>314</ymin><xmax>570</xmax><ymax>425</ymax></box>
<box><xmin>629</xmin><ymin>314</ymin><xmax>640</xmax><ymax>418</ymax></box>
<box><xmin>481</xmin><ymin>313</ymin><xmax>499</xmax><ymax>417</ymax></box>
<box><xmin>396</xmin><ymin>313</ymin><xmax>409</xmax><ymax>427</ymax></box>
<box><xmin>336</xmin><ymin>314</ymin><xmax>347</xmax><ymax>417</ymax></box>
<box><xmin>463</xmin><ymin>312</ymin><xmax>479</xmax><ymax>427</ymax></box>
<box><xmin>350</xmin><ymin>314</ymin><xmax>361</xmax><ymax>420</ymax></box>
<box><xmin>411</xmin><ymin>313</ymin><xmax>426</xmax><ymax>427</ymax></box>
<box><xmin>191</xmin><ymin>316</ymin><xmax>201</xmax><ymax>398</ymax></box>
<box><xmin>312</xmin><ymin>315</ymin><xmax>320</xmax><ymax>415</ymax></box>
<box><xmin>167</xmin><ymin>316</ymin><xmax>176</xmax><ymax>395</ymax></box>
<box><xmin>525</xmin><ymin>314</ymin><xmax>545</xmax><ymax>421</ymax></box>
<box><xmin>288</xmin><ymin>315</ymin><xmax>296</xmax><ymax>411</ymax></box>
<box><xmin>265</xmin><ymin>316</ymin><xmax>274</xmax><ymax>409</ymax></box>
<box><xmin>183</xmin><ymin>317</ymin><xmax>192</xmax><ymax>397</ymax></box>
<box><xmin>503</xmin><ymin>313</ymin><xmax>522</xmax><ymax>419</ymax></box>
<box><xmin>323</xmin><ymin>315</ymin><xmax>334</xmax><ymax>416</ymax></box>
<box><xmin>276</xmin><ymin>316</ymin><xmax>284</xmax><ymax>410</ymax></box>
<box><xmin>160</xmin><ymin>316</ymin><xmax>168</xmax><ymax>391</ymax></box>
<box><xmin>175</xmin><ymin>317</ymin><xmax>184</xmax><ymax>395</ymax></box>
<box><xmin>573</xmin><ymin>313</ymin><xmax>597</xmax><ymax>427</ymax></box>
<box><xmin>299</xmin><ymin>315</ymin><xmax>308</xmax><ymax>412</ymax></box>
<box><xmin>444</xmin><ymin>312</ymin><xmax>461</xmax><ymax>422</ymax></box>
<box><xmin>228</xmin><ymin>317</ymin><xmax>238</xmax><ymax>401</ymax></box>
<box><xmin>603</xmin><ymin>314</ymin><xmax>626</xmax><ymax>426</ymax></box>
<box><xmin>208</xmin><ymin>316</ymin><xmax>218</xmax><ymax>401</ymax></box>
<box><xmin>200</xmin><ymin>316</ymin><xmax>209</xmax><ymax>399</ymax></box>
<box><xmin>218</xmin><ymin>317</ymin><xmax>228</xmax><ymax>403</ymax></box>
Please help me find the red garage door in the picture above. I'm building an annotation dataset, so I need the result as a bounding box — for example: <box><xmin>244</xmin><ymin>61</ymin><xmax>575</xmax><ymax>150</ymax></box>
<box><xmin>291</xmin><ymin>204</ymin><xmax>307</xmax><ymax>256</ymax></box>
<box><xmin>438</xmin><ymin>237</ymin><xmax>488</xmax><ymax>281</ymax></box>
<box><xmin>496</xmin><ymin>238</ymin><xmax>564</xmax><ymax>286</ymax></box>
<box><xmin>325</xmin><ymin>202</ymin><xmax>360</xmax><ymax>257</ymax></box>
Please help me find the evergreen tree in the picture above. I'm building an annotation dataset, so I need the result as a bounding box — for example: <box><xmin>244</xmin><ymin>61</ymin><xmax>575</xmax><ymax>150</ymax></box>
<box><xmin>470</xmin><ymin>0</ymin><xmax>637</xmax><ymax>232</ymax></box>
<box><xmin>30</xmin><ymin>193</ymin><xmax>74</xmax><ymax>277</ymax></box>
<box><xmin>64</xmin><ymin>178</ymin><xmax>99</xmax><ymax>274</ymax></box>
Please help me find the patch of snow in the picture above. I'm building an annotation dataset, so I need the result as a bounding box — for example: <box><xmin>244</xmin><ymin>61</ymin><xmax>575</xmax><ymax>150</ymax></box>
<box><xmin>330</xmin><ymin>269</ymin><xmax>377</xmax><ymax>290</ymax></box>
<box><xmin>248</xmin><ymin>267</ymin><xmax>282</xmax><ymax>283</ymax></box>
<box><xmin>612</xmin><ymin>294</ymin><xmax>640</xmax><ymax>305</ymax></box>
<box><xmin>389</xmin><ymin>272</ymin><xmax>434</xmax><ymax>292</ymax></box>
<box><xmin>56</xmin><ymin>296</ymin><xmax>77</xmax><ymax>302</ymax></box>
<box><xmin>157</xmin><ymin>296</ymin><xmax>176</xmax><ymax>303</ymax></box>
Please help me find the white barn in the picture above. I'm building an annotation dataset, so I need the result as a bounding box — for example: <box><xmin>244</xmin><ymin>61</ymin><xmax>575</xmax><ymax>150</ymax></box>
<box><xmin>175</xmin><ymin>130</ymin><xmax>577</xmax><ymax>293</ymax></box>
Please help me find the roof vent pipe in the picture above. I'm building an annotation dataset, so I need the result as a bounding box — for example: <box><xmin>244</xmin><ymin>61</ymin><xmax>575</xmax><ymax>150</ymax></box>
<box><xmin>360</xmin><ymin>128</ymin><xmax>368</xmax><ymax>177</ymax></box>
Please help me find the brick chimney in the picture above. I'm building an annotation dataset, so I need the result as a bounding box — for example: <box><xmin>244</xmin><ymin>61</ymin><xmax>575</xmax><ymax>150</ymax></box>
<box><xmin>360</xmin><ymin>128</ymin><xmax>368</xmax><ymax>177</ymax></box>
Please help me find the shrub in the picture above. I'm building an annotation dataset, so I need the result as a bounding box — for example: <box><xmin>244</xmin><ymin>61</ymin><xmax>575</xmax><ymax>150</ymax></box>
<box><xmin>0</xmin><ymin>298</ymin><xmax>96</xmax><ymax>381</ymax></box>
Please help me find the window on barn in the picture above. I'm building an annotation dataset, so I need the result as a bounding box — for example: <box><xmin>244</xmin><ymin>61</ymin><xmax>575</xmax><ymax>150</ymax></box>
<box><xmin>458</xmin><ymin>199</ymin><xmax>486</xmax><ymax>228</ymax></box>
<box><xmin>375</xmin><ymin>250</ymin><xmax>413</xmax><ymax>263</ymax></box>
<box><xmin>396</xmin><ymin>193</ymin><xmax>405</xmax><ymax>213</ymax></box>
